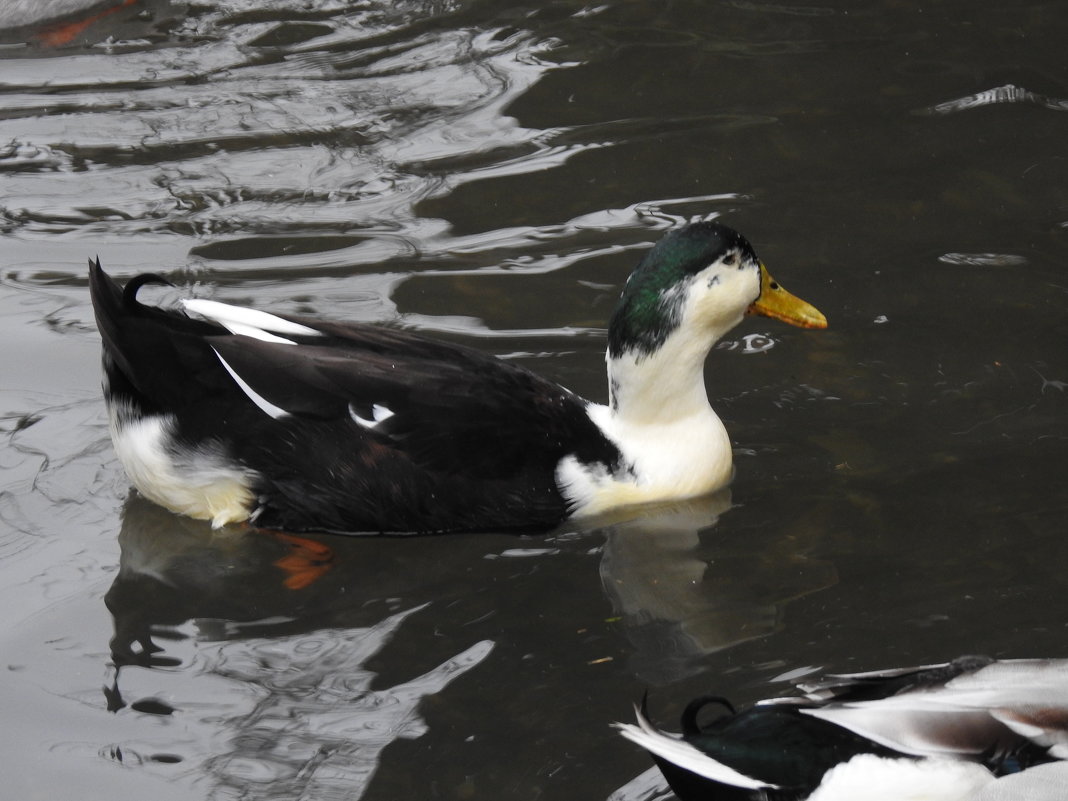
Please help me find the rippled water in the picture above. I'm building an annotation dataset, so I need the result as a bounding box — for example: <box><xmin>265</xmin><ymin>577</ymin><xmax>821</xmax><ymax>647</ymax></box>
<box><xmin>2</xmin><ymin>1</ymin><xmax>1067</xmax><ymax>799</ymax></box>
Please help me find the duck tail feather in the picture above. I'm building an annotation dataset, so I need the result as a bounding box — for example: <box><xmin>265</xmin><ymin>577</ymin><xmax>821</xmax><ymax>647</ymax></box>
<box><xmin>614</xmin><ymin>706</ymin><xmax>774</xmax><ymax>791</ymax></box>
<box><xmin>122</xmin><ymin>273</ymin><xmax>174</xmax><ymax>308</ymax></box>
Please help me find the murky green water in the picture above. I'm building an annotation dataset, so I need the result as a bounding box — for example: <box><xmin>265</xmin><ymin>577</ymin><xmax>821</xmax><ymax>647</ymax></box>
<box><xmin>2</xmin><ymin>1</ymin><xmax>1067</xmax><ymax>799</ymax></box>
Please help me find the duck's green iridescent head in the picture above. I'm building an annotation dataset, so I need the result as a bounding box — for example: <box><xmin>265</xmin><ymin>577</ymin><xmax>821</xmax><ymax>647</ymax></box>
<box><xmin>608</xmin><ymin>222</ymin><xmax>757</xmax><ymax>358</ymax></box>
<box><xmin>607</xmin><ymin>221</ymin><xmax>826</xmax><ymax>359</ymax></box>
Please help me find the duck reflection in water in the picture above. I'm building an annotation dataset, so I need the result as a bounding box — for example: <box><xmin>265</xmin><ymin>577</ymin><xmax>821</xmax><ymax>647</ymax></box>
<box><xmin>105</xmin><ymin>485</ymin><xmax>838</xmax><ymax>797</ymax></box>
<box><xmin>596</xmin><ymin>489</ymin><xmax>837</xmax><ymax>686</ymax></box>
<box><xmin>104</xmin><ymin>496</ymin><xmax>493</xmax><ymax>799</ymax></box>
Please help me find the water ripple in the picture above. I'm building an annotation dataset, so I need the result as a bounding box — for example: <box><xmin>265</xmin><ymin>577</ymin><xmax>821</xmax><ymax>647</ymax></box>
<box><xmin>192</xmin><ymin>613</ymin><xmax>494</xmax><ymax>800</ymax></box>
<box><xmin>97</xmin><ymin>594</ymin><xmax>495</xmax><ymax>800</ymax></box>
<box><xmin>0</xmin><ymin>5</ymin><xmax>557</xmax><ymax>242</ymax></box>
<box><xmin>938</xmin><ymin>252</ymin><xmax>1028</xmax><ymax>267</ymax></box>
<box><xmin>919</xmin><ymin>83</ymin><xmax>1068</xmax><ymax>115</ymax></box>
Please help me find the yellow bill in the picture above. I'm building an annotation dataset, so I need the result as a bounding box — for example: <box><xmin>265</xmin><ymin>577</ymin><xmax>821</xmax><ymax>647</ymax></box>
<box><xmin>747</xmin><ymin>263</ymin><xmax>828</xmax><ymax>329</ymax></box>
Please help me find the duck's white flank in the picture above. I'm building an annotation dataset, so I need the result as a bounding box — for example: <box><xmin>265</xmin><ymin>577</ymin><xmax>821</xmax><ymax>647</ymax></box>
<box><xmin>807</xmin><ymin>754</ymin><xmax>993</xmax><ymax>801</ymax></box>
<box><xmin>557</xmin><ymin>259</ymin><xmax>752</xmax><ymax>515</ymax></box>
<box><xmin>107</xmin><ymin>396</ymin><xmax>257</xmax><ymax>528</ymax></box>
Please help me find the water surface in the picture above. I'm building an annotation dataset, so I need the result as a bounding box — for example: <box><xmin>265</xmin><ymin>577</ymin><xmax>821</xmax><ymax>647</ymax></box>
<box><xmin>2</xmin><ymin>1</ymin><xmax>1067</xmax><ymax>799</ymax></box>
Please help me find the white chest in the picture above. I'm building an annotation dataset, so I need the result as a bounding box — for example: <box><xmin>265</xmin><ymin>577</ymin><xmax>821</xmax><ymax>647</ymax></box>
<box><xmin>555</xmin><ymin>403</ymin><xmax>733</xmax><ymax>517</ymax></box>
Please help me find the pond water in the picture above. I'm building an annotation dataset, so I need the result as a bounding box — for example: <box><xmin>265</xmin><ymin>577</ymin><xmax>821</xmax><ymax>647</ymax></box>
<box><xmin>2</xmin><ymin>1</ymin><xmax>1067</xmax><ymax>799</ymax></box>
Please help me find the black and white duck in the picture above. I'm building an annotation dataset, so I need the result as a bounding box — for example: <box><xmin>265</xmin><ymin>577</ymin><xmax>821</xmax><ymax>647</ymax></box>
<box><xmin>617</xmin><ymin>655</ymin><xmax>1068</xmax><ymax>800</ymax></box>
<box><xmin>89</xmin><ymin>221</ymin><xmax>826</xmax><ymax>534</ymax></box>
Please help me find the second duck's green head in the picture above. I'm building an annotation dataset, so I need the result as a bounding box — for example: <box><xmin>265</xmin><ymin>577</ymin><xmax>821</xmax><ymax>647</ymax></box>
<box><xmin>607</xmin><ymin>221</ymin><xmax>827</xmax><ymax>360</ymax></box>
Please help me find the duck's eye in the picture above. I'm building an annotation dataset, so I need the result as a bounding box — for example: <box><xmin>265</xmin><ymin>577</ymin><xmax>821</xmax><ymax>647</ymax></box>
<box><xmin>723</xmin><ymin>253</ymin><xmax>737</xmax><ymax>266</ymax></box>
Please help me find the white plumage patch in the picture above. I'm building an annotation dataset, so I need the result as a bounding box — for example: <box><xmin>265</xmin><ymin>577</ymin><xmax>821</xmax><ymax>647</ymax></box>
<box><xmin>801</xmin><ymin>657</ymin><xmax>1068</xmax><ymax>761</ymax></box>
<box><xmin>179</xmin><ymin>298</ymin><xmax>326</xmax><ymax>420</ymax></box>
<box><xmin>801</xmin><ymin>704</ymin><xmax>1000</xmax><ymax>758</ymax></box>
<box><xmin>108</xmin><ymin>399</ymin><xmax>257</xmax><ymax>528</ymax></box>
<box><xmin>614</xmin><ymin>708</ymin><xmax>771</xmax><ymax>790</ymax></box>
<box><xmin>807</xmin><ymin>754</ymin><xmax>993</xmax><ymax>801</ymax></box>
<box><xmin>212</xmin><ymin>348</ymin><xmax>291</xmax><ymax>420</ymax></box>
<box><xmin>181</xmin><ymin>298</ymin><xmax>322</xmax><ymax>342</ymax></box>
<box><xmin>348</xmin><ymin>403</ymin><xmax>395</xmax><ymax>429</ymax></box>
<box><xmin>556</xmin><ymin>401</ymin><xmax>733</xmax><ymax>517</ymax></box>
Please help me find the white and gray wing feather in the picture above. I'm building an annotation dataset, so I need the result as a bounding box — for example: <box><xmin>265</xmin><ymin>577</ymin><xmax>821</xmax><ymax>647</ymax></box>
<box><xmin>614</xmin><ymin>707</ymin><xmax>773</xmax><ymax>790</ymax></box>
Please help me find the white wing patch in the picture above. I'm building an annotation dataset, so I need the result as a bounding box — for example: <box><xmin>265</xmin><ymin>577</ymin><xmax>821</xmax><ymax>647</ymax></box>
<box><xmin>213</xmin><ymin>348</ymin><xmax>290</xmax><ymax>419</ymax></box>
<box><xmin>614</xmin><ymin>708</ymin><xmax>773</xmax><ymax>790</ymax></box>
<box><xmin>182</xmin><ymin>298</ymin><xmax>322</xmax><ymax>342</ymax></box>
<box><xmin>349</xmin><ymin>403</ymin><xmax>395</xmax><ymax>429</ymax></box>
<box><xmin>216</xmin><ymin>322</ymin><xmax>297</xmax><ymax>344</ymax></box>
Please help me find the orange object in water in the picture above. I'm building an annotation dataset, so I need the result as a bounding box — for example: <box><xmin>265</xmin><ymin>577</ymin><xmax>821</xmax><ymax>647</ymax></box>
<box><xmin>271</xmin><ymin>532</ymin><xmax>336</xmax><ymax>590</ymax></box>
<box><xmin>38</xmin><ymin>0</ymin><xmax>138</xmax><ymax>47</ymax></box>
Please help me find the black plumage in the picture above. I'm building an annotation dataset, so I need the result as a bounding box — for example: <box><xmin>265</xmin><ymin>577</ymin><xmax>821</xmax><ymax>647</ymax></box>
<box><xmin>89</xmin><ymin>260</ymin><xmax>620</xmax><ymax>534</ymax></box>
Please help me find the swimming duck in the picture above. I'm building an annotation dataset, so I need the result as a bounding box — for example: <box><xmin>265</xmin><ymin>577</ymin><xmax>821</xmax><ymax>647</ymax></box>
<box><xmin>88</xmin><ymin>221</ymin><xmax>826</xmax><ymax>534</ymax></box>
<box><xmin>616</xmin><ymin>655</ymin><xmax>1068</xmax><ymax>801</ymax></box>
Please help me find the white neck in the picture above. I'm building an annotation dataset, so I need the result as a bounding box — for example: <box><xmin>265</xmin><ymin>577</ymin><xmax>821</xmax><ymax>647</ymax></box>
<box><xmin>606</xmin><ymin>311</ymin><xmax>740</xmax><ymax>427</ymax></box>
<box><xmin>559</xmin><ymin>324</ymin><xmax>735</xmax><ymax>516</ymax></box>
